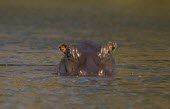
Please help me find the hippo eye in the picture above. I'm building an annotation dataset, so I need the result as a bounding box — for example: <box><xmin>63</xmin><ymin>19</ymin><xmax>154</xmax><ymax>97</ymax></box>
<box><xmin>97</xmin><ymin>46</ymin><xmax>109</xmax><ymax>58</ymax></box>
<box><xmin>69</xmin><ymin>47</ymin><xmax>81</xmax><ymax>58</ymax></box>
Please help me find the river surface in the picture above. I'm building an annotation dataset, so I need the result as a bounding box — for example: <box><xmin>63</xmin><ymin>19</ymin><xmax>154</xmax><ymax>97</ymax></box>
<box><xmin>0</xmin><ymin>6</ymin><xmax>170</xmax><ymax>109</ymax></box>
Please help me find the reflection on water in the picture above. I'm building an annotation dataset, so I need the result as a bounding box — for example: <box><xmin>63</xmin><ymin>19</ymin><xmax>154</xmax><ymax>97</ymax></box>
<box><xmin>0</xmin><ymin>6</ymin><xmax>170</xmax><ymax>109</ymax></box>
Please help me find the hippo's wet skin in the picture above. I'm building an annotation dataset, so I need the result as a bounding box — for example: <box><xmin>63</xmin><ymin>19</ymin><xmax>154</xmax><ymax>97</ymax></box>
<box><xmin>57</xmin><ymin>41</ymin><xmax>117</xmax><ymax>76</ymax></box>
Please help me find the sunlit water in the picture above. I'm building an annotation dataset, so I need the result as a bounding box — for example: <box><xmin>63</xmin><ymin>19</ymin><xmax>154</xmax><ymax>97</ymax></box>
<box><xmin>0</xmin><ymin>8</ymin><xmax>170</xmax><ymax>109</ymax></box>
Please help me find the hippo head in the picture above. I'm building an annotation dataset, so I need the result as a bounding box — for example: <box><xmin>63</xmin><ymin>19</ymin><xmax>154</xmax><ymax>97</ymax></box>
<box><xmin>58</xmin><ymin>41</ymin><xmax>117</xmax><ymax>76</ymax></box>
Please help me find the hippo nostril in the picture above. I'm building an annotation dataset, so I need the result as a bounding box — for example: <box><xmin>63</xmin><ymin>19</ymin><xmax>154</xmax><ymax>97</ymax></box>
<box><xmin>79</xmin><ymin>70</ymin><xmax>86</xmax><ymax>76</ymax></box>
<box><xmin>98</xmin><ymin>70</ymin><xmax>105</xmax><ymax>76</ymax></box>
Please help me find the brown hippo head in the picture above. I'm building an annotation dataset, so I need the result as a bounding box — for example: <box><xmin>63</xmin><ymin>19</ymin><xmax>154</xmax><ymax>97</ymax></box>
<box><xmin>57</xmin><ymin>41</ymin><xmax>117</xmax><ymax>76</ymax></box>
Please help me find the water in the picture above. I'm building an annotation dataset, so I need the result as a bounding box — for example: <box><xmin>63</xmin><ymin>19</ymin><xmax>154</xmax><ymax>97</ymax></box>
<box><xmin>0</xmin><ymin>4</ymin><xmax>170</xmax><ymax>109</ymax></box>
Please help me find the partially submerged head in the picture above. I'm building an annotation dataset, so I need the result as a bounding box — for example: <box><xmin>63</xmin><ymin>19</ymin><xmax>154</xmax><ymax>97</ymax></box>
<box><xmin>58</xmin><ymin>41</ymin><xmax>117</xmax><ymax>76</ymax></box>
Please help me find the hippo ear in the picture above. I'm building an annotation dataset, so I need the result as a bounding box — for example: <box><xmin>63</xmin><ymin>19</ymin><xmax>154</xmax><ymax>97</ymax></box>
<box><xmin>59</xmin><ymin>43</ymin><xmax>68</xmax><ymax>54</ymax></box>
<box><xmin>98</xmin><ymin>41</ymin><xmax>117</xmax><ymax>58</ymax></box>
<box><xmin>106</xmin><ymin>41</ymin><xmax>117</xmax><ymax>52</ymax></box>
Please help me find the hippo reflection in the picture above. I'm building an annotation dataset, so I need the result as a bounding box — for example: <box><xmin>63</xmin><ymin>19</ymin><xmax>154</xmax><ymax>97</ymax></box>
<box><xmin>57</xmin><ymin>41</ymin><xmax>117</xmax><ymax>76</ymax></box>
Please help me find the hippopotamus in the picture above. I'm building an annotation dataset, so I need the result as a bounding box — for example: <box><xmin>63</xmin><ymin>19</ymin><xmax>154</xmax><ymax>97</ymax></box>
<box><xmin>57</xmin><ymin>41</ymin><xmax>117</xmax><ymax>76</ymax></box>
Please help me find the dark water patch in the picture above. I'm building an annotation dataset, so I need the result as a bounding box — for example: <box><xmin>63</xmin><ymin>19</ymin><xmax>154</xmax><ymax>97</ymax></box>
<box><xmin>122</xmin><ymin>76</ymin><xmax>170</xmax><ymax>83</ymax></box>
<box><xmin>16</xmin><ymin>51</ymin><xmax>47</xmax><ymax>54</ymax></box>
<box><xmin>0</xmin><ymin>63</ymin><xmax>55</xmax><ymax>67</ymax></box>
<box><xmin>34</xmin><ymin>68</ymin><xmax>54</xmax><ymax>72</ymax></box>
<box><xmin>122</xmin><ymin>77</ymin><xmax>144</xmax><ymax>81</ymax></box>
<box><xmin>144</xmin><ymin>60</ymin><xmax>170</xmax><ymax>62</ymax></box>
<box><xmin>29</xmin><ymin>76</ymin><xmax>55</xmax><ymax>82</ymax></box>
<box><xmin>6</xmin><ymin>41</ymin><xmax>22</xmax><ymax>44</ymax></box>
<box><xmin>117</xmin><ymin>64</ymin><xmax>170</xmax><ymax>72</ymax></box>
<box><xmin>0</xmin><ymin>75</ymin><xmax>6</xmax><ymax>77</ymax></box>
<box><xmin>3</xmin><ymin>87</ymin><xmax>18</xmax><ymax>93</ymax></box>
<box><xmin>144</xmin><ymin>76</ymin><xmax>170</xmax><ymax>82</ymax></box>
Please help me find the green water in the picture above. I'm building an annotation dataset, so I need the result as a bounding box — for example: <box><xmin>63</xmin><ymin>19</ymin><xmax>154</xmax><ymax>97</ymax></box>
<box><xmin>0</xmin><ymin>2</ymin><xmax>170</xmax><ymax>109</ymax></box>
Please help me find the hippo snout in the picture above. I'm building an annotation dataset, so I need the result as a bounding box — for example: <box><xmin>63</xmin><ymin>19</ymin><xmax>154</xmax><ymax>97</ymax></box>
<box><xmin>79</xmin><ymin>69</ymin><xmax>105</xmax><ymax>76</ymax></box>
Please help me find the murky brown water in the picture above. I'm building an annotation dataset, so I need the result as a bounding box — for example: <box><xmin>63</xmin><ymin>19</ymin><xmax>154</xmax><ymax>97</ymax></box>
<box><xmin>0</xmin><ymin>3</ymin><xmax>170</xmax><ymax>109</ymax></box>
